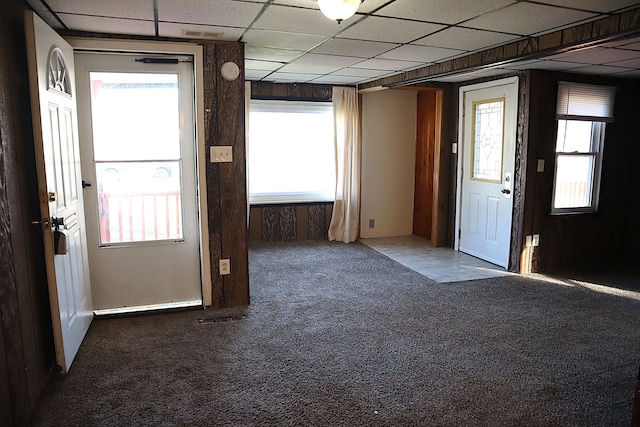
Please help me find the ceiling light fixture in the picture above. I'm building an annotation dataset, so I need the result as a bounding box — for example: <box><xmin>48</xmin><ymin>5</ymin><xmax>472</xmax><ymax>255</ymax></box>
<box><xmin>318</xmin><ymin>0</ymin><xmax>363</xmax><ymax>23</ymax></box>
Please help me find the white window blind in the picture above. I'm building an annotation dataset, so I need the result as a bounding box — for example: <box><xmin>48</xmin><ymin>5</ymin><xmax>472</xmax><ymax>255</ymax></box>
<box><xmin>556</xmin><ymin>81</ymin><xmax>616</xmax><ymax>122</ymax></box>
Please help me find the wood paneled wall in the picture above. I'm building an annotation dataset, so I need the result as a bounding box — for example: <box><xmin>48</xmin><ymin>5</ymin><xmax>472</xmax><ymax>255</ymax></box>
<box><xmin>251</xmin><ymin>81</ymin><xmax>332</xmax><ymax>101</ymax></box>
<box><xmin>0</xmin><ymin>0</ymin><xmax>55</xmax><ymax>425</ymax></box>
<box><xmin>203</xmin><ymin>43</ymin><xmax>249</xmax><ymax>308</ymax></box>
<box><xmin>249</xmin><ymin>203</ymin><xmax>333</xmax><ymax>243</ymax></box>
<box><xmin>521</xmin><ymin>70</ymin><xmax>640</xmax><ymax>272</ymax></box>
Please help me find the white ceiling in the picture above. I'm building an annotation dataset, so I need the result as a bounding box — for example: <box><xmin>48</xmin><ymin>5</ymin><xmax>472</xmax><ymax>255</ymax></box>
<box><xmin>26</xmin><ymin>0</ymin><xmax>640</xmax><ymax>85</ymax></box>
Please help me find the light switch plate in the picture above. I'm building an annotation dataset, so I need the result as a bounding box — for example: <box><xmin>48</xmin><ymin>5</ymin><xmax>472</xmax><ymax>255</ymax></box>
<box><xmin>537</xmin><ymin>159</ymin><xmax>545</xmax><ymax>172</ymax></box>
<box><xmin>452</xmin><ymin>143</ymin><xmax>457</xmax><ymax>154</ymax></box>
<box><xmin>210</xmin><ymin>146</ymin><xmax>233</xmax><ymax>163</ymax></box>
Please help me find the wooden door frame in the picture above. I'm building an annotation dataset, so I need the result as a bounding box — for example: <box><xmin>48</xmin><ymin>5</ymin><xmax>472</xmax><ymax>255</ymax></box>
<box><xmin>454</xmin><ymin>76</ymin><xmax>519</xmax><ymax>256</ymax></box>
<box><xmin>66</xmin><ymin>37</ymin><xmax>212</xmax><ymax>306</ymax></box>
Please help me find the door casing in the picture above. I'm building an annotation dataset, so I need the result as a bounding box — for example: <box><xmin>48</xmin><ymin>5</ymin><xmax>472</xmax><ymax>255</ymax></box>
<box><xmin>68</xmin><ymin>37</ymin><xmax>212</xmax><ymax>306</ymax></box>
<box><xmin>454</xmin><ymin>76</ymin><xmax>519</xmax><ymax>269</ymax></box>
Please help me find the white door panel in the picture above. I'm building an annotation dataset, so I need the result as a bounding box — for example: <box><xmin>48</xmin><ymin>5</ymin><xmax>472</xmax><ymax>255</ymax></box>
<box><xmin>25</xmin><ymin>11</ymin><xmax>93</xmax><ymax>373</ymax></box>
<box><xmin>458</xmin><ymin>78</ymin><xmax>518</xmax><ymax>269</ymax></box>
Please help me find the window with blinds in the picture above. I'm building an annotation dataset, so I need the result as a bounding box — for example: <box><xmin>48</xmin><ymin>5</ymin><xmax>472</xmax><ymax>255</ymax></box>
<box><xmin>552</xmin><ymin>82</ymin><xmax>616</xmax><ymax>214</ymax></box>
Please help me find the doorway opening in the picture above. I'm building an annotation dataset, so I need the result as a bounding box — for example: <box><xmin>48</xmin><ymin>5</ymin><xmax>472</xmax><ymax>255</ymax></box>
<box><xmin>75</xmin><ymin>50</ymin><xmax>205</xmax><ymax>313</ymax></box>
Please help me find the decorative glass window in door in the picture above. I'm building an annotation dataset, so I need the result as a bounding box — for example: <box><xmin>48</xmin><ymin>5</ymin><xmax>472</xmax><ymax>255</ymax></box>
<box><xmin>471</xmin><ymin>98</ymin><xmax>505</xmax><ymax>182</ymax></box>
<box><xmin>47</xmin><ymin>47</ymin><xmax>71</xmax><ymax>95</ymax></box>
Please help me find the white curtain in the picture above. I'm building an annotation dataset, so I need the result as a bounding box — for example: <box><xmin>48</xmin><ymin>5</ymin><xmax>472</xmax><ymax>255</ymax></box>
<box><xmin>328</xmin><ymin>86</ymin><xmax>360</xmax><ymax>243</ymax></box>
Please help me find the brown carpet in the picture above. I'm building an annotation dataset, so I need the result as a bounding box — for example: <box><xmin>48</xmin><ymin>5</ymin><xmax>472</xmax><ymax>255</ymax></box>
<box><xmin>29</xmin><ymin>240</ymin><xmax>640</xmax><ymax>426</ymax></box>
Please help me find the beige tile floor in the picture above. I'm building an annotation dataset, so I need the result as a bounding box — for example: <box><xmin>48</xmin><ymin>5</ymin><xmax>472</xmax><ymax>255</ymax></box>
<box><xmin>360</xmin><ymin>234</ymin><xmax>512</xmax><ymax>283</ymax></box>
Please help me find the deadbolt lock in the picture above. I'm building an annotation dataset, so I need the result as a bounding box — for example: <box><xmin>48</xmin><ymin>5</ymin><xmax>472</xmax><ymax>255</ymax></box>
<box><xmin>48</xmin><ymin>192</ymin><xmax>56</xmax><ymax>202</ymax></box>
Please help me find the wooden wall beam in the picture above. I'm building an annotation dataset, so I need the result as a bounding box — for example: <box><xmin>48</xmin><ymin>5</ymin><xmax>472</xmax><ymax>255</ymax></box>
<box><xmin>203</xmin><ymin>42</ymin><xmax>249</xmax><ymax>308</ymax></box>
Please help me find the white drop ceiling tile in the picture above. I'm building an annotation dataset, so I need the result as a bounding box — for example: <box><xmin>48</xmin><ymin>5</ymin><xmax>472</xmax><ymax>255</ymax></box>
<box><xmin>572</xmin><ymin>64</ymin><xmax>635</xmax><ymax>75</ymax></box>
<box><xmin>268</xmin><ymin>72</ymin><xmax>323</xmax><ymax>82</ymax></box>
<box><xmin>157</xmin><ymin>0</ymin><xmax>262</xmax><ymax>27</ymax></box>
<box><xmin>311</xmin><ymin>75</ymin><xmax>364</xmax><ymax>84</ymax></box>
<box><xmin>337</xmin><ymin>67</ymin><xmax>391</xmax><ymax>78</ymax></box>
<box><xmin>609</xmin><ymin>56</ymin><xmax>640</xmax><ymax>68</ymax></box>
<box><xmin>414</xmin><ymin>27</ymin><xmax>521</xmax><ymax>51</ymax></box>
<box><xmin>612</xmin><ymin>39</ymin><xmax>640</xmax><ymax>51</ymax></box>
<box><xmin>245</xmin><ymin>70</ymin><xmax>273</xmax><ymax>80</ymax></box>
<box><xmin>528</xmin><ymin>61</ymin><xmax>589</xmax><ymax>71</ymax></box>
<box><xmin>378</xmin><ymin>45</ymin><xmax>465</xmax><ymax>62</ymax></box>
<box><xmin>500</xmin><ymin>59</ymin><xmax>545</xmax><ymax>70</ymax></box>
<box><xmin>57</xmin><ymin>14</ymin><xmax>155</xmax><ymax>36</ymax></box>
<box><xmin>311</xmin><ymin>39</ymin><xmax>399</xmax><ymax>58</ymax></box>
<box><xmin>375</xmin><ymin>0</ymin><xmax>516</xmax><ymax>25</ymax></box>
<box><xmin>357</xmin><ymin>0</ymin><xmax>395</xmax><ymax>14</ymax></box>
<box><xmin>548</xmin><ymin>47</ymin><xmax>640</xmax><ymax>64</ymax></box>
<box><xmin>352</xmin><ymin>58</ymin><xmax>423</xmax><ymax>71</ymax></box>
<box><xmin>242</xmin><ymin>30</ymin><xmax>327</xmax><ymax>51</ymax></box>
<box><xmin>158</xmin><ymin>23</ymin><xmax>244</xmax><ymax>41</ymax></box>
<box><xmin>337</xmin><ymin>16</ymin><xmax>446</xmax><ymax>44</ymax></box>
<box><xmin>253</xmin><ymin>4</ymin><xmax>343</xmax><ymax>36</ymax></box>
<box><xmin>245</xmin><ymin>59</ymin><xmax>285</xmax><ymax>71</ymax></box>
<box><xmin>245</xmin><ymin>45</ymin><xmax>305</xmax><ymax>62</ymax></box>
<box><xmin>47</xmin><ymin>0</ymin><xmax>154</xmax><ymax>19</ymax></box>
<box><xmin>278</xmin><ymin>53</ymin><xmax>363</xmax><ymax>73</ymax></box>
<box><xmin>463</xmin><ymin>2</ymin><xmax>596</xmax><ymax>35</ymax></box>
<box><xmin>608</xmin><ymin>69</ymin><xmax>640</xmax><ymax>78</ymax></box>
<box><xmin>273</xmin><ymin>0</ymin><xmax>317</xmax><ymax>7</ymax></box>
<box><xmin>533</xmin><ymin>0</ymin><xmax>640</xmax><ymax>13</ymax></box>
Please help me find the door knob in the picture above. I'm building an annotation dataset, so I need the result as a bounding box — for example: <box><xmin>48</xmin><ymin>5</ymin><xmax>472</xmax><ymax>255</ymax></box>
<box><xmin>501</xmin><ymin>188</ymin><xmax>511</xmax><ymax>195</ymax></box>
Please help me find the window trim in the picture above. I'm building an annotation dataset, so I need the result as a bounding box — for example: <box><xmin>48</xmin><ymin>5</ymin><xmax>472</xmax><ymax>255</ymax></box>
<box><xmin>248</xmin><ymin>99</ymin><xmax>335</xmax><ymax>205</ymax></box>
<box><xmin>550</xmin><ymin>120</ymin><xmax>605</xmax><ymax>215</ymax></box>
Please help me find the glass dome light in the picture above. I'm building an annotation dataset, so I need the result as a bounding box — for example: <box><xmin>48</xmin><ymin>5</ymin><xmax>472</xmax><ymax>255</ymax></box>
<box><xmin>318</xmin><ymin>0</ymin><xmax>363</xmax><ymax>23</ymax></box>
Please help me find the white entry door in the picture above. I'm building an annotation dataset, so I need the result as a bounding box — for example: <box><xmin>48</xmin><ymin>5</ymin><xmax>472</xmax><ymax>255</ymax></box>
<box><xmin>457</xmin><ymin>78</ymin><xmax>518</xmax><ymax>268</ymax></box>
<box><xmin>24</xmin><ymin>11</ymin><xmax>93</xmax><ymax>373</ymax></box>
<box><xmin>74</xmin><ymin>52</ymin><xmax>201</xmax><ymax>311</ymax></box>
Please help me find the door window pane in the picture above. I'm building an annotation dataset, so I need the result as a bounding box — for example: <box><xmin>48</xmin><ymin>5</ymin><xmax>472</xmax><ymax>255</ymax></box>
<box><xmin>472</xmin><ymin>98</ymin><xmax>504</xmax><ymax>182</ymax></box>
<box><xmin>89</xmin><ymin>72</ymin><xmax>184</xmax><ymax>245</ymax></box>
<box><xmin>90</xmin><ymin>72</ymin><xmax>180</xmax><ymax>161</ymax></box>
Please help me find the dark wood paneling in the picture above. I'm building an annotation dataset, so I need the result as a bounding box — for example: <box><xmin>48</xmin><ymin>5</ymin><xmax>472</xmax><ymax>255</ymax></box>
<box><xmin>521</xmin><ymin>70</ymin><xmax>640</xmax><ymax>272</ymax></box>
<box><xmin>249</xmin><ymin>203</ymin><xmax>333</xmax><ymax>242</ymax></box>
<box><xmin>261</xmin><ymin>207</ymin><xmax>281</xmax><ymax>241</ymax></box>
<box><xmin>0</xmin><ymin>1</ymin><xmax>55</xmax><ymax>425</ymax></box>
<box><xmin>279</xmin><ymin>206</ymin><xmax>297</xmax><ymax>241</ymax></box>
<box><xmin>203</xmin><ymin>42</ymin><xmax>249</xmax><ymax>307</ymax></box>
<box><xmin>309</xmin><ymin>204</ymin><xmax>328</xmax><ymax>239</ymax></box>
<box><xmin>250</xmin><ymin>82</ymin><xmax>333</xmax><ymax>101</ymax></box>
<box><xmin>295</xmin><ymin>206</ymin><xmax>308</xmax><ymax>241</ymax></box>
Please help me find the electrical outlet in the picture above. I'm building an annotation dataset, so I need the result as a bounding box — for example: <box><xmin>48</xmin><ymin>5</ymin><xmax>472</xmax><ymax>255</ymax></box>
<box><xmin>532</xmin><ymin>234</ymin><xmax>540</xmax><ymax>247</ymax></box>
<box><xmin>219</xmin><ymin>259</ymin><xmax>231</xmax><ymax>275</ymax></box>
<box><xmin>369</xmin><ymin>219</ymin><xmax>375</xmax><ymax>228</ymax></box>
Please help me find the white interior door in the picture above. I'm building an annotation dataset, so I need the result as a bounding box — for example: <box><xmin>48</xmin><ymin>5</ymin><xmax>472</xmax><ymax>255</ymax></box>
<box><xmin>74</xmin><ymin>52</ymin><xmax>201</xmax><ymax>311</ymax></box>
<box><xmin>457</xmin><ymin>78</ymin><xmax>518</xmax><ymax>268</ymax></box>
<box><xmin>24</xmin><ymin>11</ymin><xmax>93</xmax><ymax>373</ymax></box>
